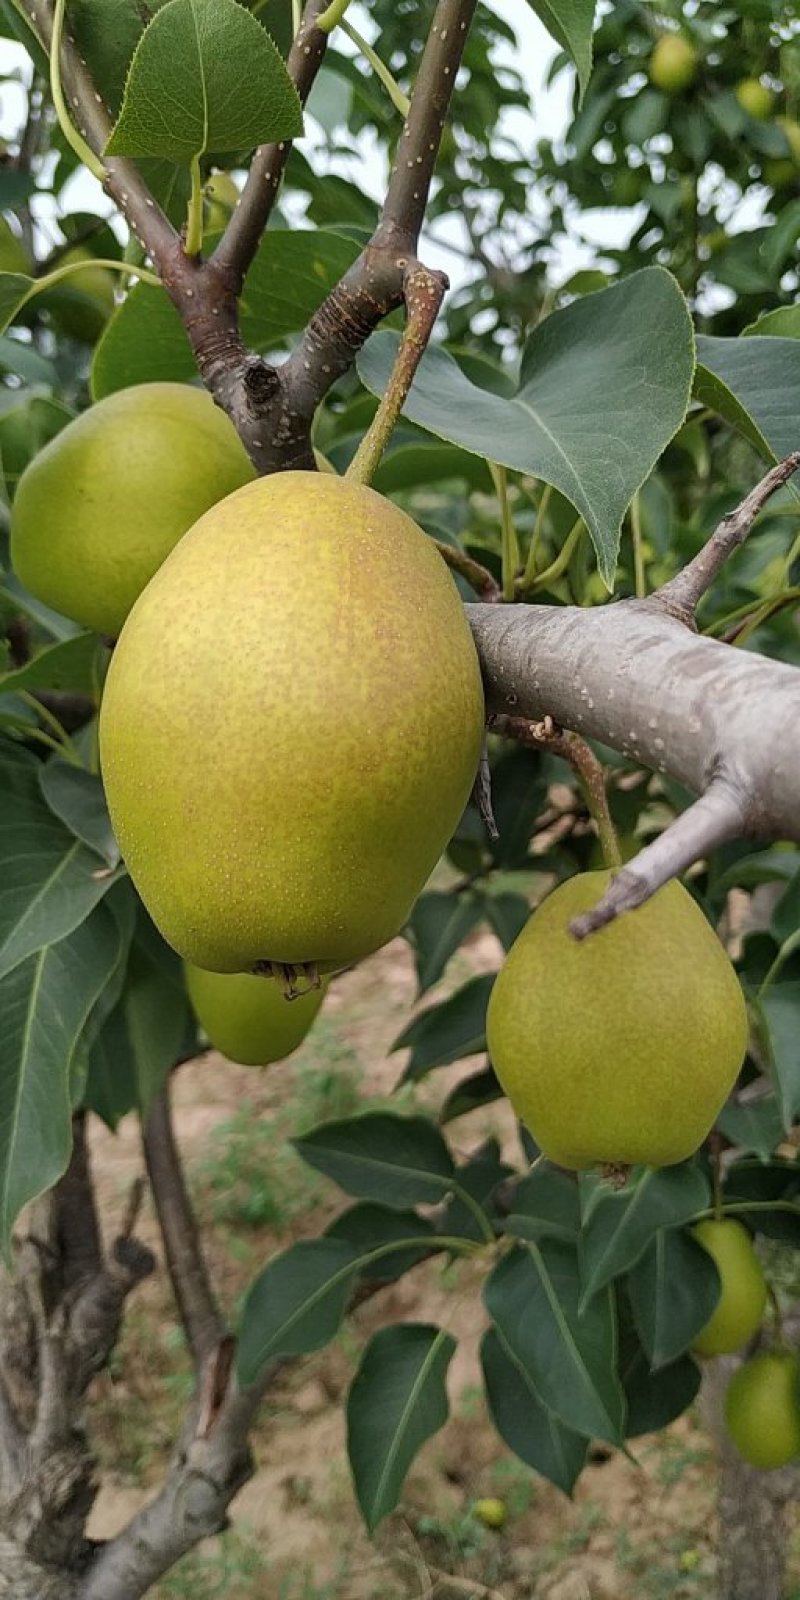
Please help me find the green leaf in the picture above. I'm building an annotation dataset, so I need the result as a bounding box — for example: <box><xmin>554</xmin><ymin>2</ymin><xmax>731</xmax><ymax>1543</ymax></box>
<box><xmin>481</xmin><ymin>1327</ymin><xmax>588</xmax><ymax>1494</ymax></box>
<box><xmin>91</xmin><ymin>287</ymin><xmax>196</xmax><ymax>397</ymax></box>
<box><xmin>696</xmin><ymin>335</ymin><xmax>800</xmax><ymax>465</ymax></box>
<box><xmin>392</xmin><ymin>974</ymin><xmax>494</xmax><ymax>1081</ymax></box>
<box><xmin>0</xmin><ymin>752</ymin><xmax>123</xmax><ymax>982</ymax></box>
<box><xmin>487</xmin><ymin>748</ymin><xmax>546</xmax><ymax>868</ymax></box>
<box><xmin>482</xmin><ymin>890</ymin><xmax>530</xmax><ymax>950</ymax></box>
<box><xmin>716</xmin><ymin>1097</ymin><xmax>784</xmax><ymax>1162</ymax></box>
<box><xmin>105</xmin><ymin>0</ymin><xmax>303</xmax><ymax>164</ymax></box>
<box><xmin>771</xmin><ymin>866</ymin><xmax>800</xmax><ymax>945</ymax></box>
<box><xmin>0</xmin><ymin>575</ymin><xmax>82</xmax><ymax>642</ymax></box>
<box><xmin>745</xmin><ymin>306</ymin><xmax>800</xmax><ymax>339</ymax></box>
<box><xmin>759</xmin><ymin>984</ymin><xmax>800</xmax><ymax>1131</ymax></box>
<box><xmin>347</xmin><ymin>1324</ymin><xmax>456</xmax><ymax>1532</ymax></box>
<box><xmin>579</xmin><ymin>1164</ymin><xmax>710</xmax><ymax>1307</ymax></box>
<box><xmin>440</xmin><ymin>1139</ymin><xmax>513</xmax><ymax>1243</ymax></box>
<box><xmin>0</xmin><ymin>900</ymin><xmax>124</xmax><ymax>1251</ymax></box>
<box><xmin>92</xmin><ymin>230</ymin><xmax>360</xmax><ymax>397</ymax></box>
<box><xmin>724</xmin><ymin>1159</ymin><xmax>800</xmax><ymax>1247</ymax></box>
<box><xmin>293</xmin><ymin>1111</ymin><xmax>455</xmax><ymax>1208</ymax></box>
<box><xmin>627</xmin><ymin>1229</ymin><xmax>721</xmax><ymax>1369</ymax></box>
<box><xmin>0</xmin><ymin>634</ymin><xmax>101</xmax><ymax>696</ymax></box>
<box><xmin>121</xmin><ymin>930</ymin><xmax>192</xmax><ymax>1114</ymax></box>
<box><xmin>406</xmin><ymin>891</ymin><xmax>483</xmax><ymax>994</ymax></box>
<box><xmin>358</xmin><ymin>269</ymin><xmax>694</xmax><ymax>586</ymax></box>
<box><xmin>238</xmin><ymin>1237</ymin><xmax>359</xmax><ymax>1385</ymax></box>
<box><xmin>439</xmin><ymin>1062</ymin><xmax>503</xmax><ymax>1124</ymax></box>
<box><xmin>619</xmin><ymin>1325</ymin><xmax>701</xmax><ymax>1438</ymax></box>
<box><xmin>0</xmin><ymin>271</ymin><xmax>36</xmax><ymax>337</ymax></box>
<box><xmin>70</xmin><ymin>0</ymin><xmax>171</xmax><ymax>116</ymax></box>
<box><xmin>503</xmin><ymin>1164</ymin><xmax>581</xmax><ymax>1244</ymax></box>
<box><xmin>38</xmin><ymin>762</ymin><xmax>120</xmax><ymax>869</ymax></box>
<box><xmin>484</xmin><ymin>1241</ymin><xmax>625</xmax><ymax>1444</ymax></box>
<box><xmin>326</xmin><ymin>1204</ymin><xmax>437</xmax><ymax>1282</ymax></box>
<box><xmin>524</xmin><ymin>0</ymin><xmax>595</xmax><ymax>100</ymax></box>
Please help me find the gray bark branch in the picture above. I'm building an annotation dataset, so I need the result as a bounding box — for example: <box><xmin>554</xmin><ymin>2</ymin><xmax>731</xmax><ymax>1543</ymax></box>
<box><xmin>142</xmin><ymin>1085</ymin><xmax>226</xmax><ymax>1369</ymax></box>
<box><xmin>468</xmin><ymin>594</ymin><xmax>800</xmax><ymax>927</ymax></box>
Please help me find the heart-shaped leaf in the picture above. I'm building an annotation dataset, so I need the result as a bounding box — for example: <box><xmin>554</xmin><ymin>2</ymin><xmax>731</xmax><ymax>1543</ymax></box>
<box><xmin>358</xmin><ymin>268</ymin><xmax>694</xmax><ymax>585</ymax></box>
<box><xmin>105</xmin><ymin>0</ymin><xmax>303</xmax><ymax>164</ymax></box>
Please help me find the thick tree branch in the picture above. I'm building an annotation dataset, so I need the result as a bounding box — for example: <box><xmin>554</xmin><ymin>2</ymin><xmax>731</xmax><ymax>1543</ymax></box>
<box><xmin>469</xmin><ymin>597</ymin><xmax>800</xmax><ymax>924</ymax></box>
<box><xmin>142</xmin><ymin>1085</ymin><xmax>226</xmax><ymax>1369</ymax></box>
<box><xmin>243</xmin><ymin>0</ymin><xmax>479</xmax><ymax>472</ymax></box>
<box><xmin>655</xmin><ymin>452</ymin><xmax>800</xmax><ymax>623</ymax></box>
<box><xmin>211</xmin><ymin>0</ymin><xmax>330</xmax><ymax>290</ymax></box>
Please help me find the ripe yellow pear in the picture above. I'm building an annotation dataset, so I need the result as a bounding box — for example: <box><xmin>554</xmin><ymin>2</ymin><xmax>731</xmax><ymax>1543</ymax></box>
<box><xmin>725</xmin><ymin>1352</ymin><xmax>800</xmax><ymax>1470</ymax></box>
<box><xmin>735</xmin><ymin>78</ymin><xmax>775</xmax><ymax>121</ymax></box>
<box><xmin>185</xmin><ymin>963</ymin><xmax>326</xmax><ymax>1066</ymax></box>
<box><xmin>11</xmin><ymin>383</ymin><xmax>255</xmax><ymax>636</ymax></box>
<box><xmin>690</xmin><ymin>1219</ymin><xmax>767</xmax><ymax>1357</ymax></box>
<box><xmin>649</xmin><ymin>34</ymin><xmax>697</xmax><ymax>93</ymax></box>
<box><xmin>100</xmin><ymin>472</ymin><xmax>484</xmax><ymax>974</ymax></box>
<box><xmin>486</xmin><ymin>871</ymin><xmax>747</xmax><ymax>1169</ymax></box>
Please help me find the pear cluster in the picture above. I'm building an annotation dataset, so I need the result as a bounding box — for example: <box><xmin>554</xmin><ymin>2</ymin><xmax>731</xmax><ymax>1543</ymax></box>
<box><xmin>12</xmin><ymin>384</ymin><xmax>484</xmax><ymax>1067</ymax></box>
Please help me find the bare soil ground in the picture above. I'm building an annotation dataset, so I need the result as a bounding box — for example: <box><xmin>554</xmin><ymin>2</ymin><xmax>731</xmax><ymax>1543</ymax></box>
<box><xmin>85</xmin><ymin>933</ymin><xmax>800</xmax><ymax>1600</ymax></box>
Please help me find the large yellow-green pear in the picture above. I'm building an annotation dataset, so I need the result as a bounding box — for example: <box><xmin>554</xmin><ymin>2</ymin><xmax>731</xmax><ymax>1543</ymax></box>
<box><xmin>725</xmin><ymin>1352</ymin><xmax>800</xmax><ymax>1469</ymax></box>
<box><xmin>486</xmin><ymin>871</ymin><xmax>747</xmax><ymax>1169</ymax></box>
<box><xmin>185</xmin><ymin>963</ymin><xmax>327</xmax><ymax>1066</ymax></box>
<box><xmin>11</xmin><ymin>383</ymin><xmax>255</xmax><ymax>636</ymax></box>
<box><xmin>690</xmin><ymin>1219</ymin><xmax>767</xmax><ymax>1357</ymax></box>
<box><xmin>100</xmin><ymin>472</ymin><xmax>484</xmax><ymax>973</ymax></box>
<box><xmin>649</xmin><ymin>34</ymin><xmax>697</xmax><ymax>93</ymax></box>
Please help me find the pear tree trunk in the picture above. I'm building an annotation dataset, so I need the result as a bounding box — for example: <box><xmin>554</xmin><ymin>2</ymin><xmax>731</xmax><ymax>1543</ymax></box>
<box><xmin>702</xmin><ymin>1356</ymin><xmax>799</xmax><ymax>1600</ymax></box>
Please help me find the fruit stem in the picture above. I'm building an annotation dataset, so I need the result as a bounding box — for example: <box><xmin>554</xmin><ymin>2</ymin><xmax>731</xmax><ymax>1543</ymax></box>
<box><xmin>766</xmin><ymin>1283</ymin><xmax>785</xmax><ymax>1347</ymax></box>
<box><xmin>710</xmin><ymin>1131</ymin><xmax>724</xmax><ymax>1222</ymax></box>
<box><xmin>631</xmin><ymin>492</ymin><xmax>646</xmax><ymax>599</ymax></box>
<box><xmin>340</xmin><ymin>19</ymin><xmax>411</xmax><ymax>117</ymax></box>
<box><xmin>32</xmin><ymin>257</ymin><xmax>162</xmax><ymax>294</ymax></box>
<box><xmin>346</xmin><ymin>264</ymin><xmax>447</xmax><ymax>486</ymax></box>
<box><xmin>519</xmin><ymin>482</ymin><xmax>551</xmax><ymax>591</ymax></box>
<box><xmin>317</xmin><ymin>0</ymin><xmax>353</xmax><ymax>32</ymax></box>
<box><xmin>18</xmin><ymin>691</ymin><xmax>81</xmax><ymax>763</ymax></box>
<box><xmin>490</xmin><ymin>463</ymin><xmax>520</xmax><ymax>601</ymax></box>
<box><xmin>184</xmin><ymin>155</ymin><xmax>204</xmax><ymax>259</ymax></box>
<box><xmin>517</xmin><ymin>516</ymin><xmax>584</xmax><ymax>597</ymax></box>
<box><xmin>49</xmin><ymin>0</ymin><xmax>106</xmax><ymax>182</ymax></box>
<box><xmin>489</xmin><ymin>713</ymin><xmax>623</xmax><ymax>869</ymax></box>
<box><xmin>449</xmin><ymin>1181</ymin><xmax>496</xmax><ymax>1246</ymax></box>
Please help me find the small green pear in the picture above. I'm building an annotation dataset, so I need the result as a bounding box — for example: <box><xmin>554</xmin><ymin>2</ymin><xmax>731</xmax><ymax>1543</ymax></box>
<box><xmin>185</xmin><ymin>963</ymin><xmax>326</xmax><ymax>1066</ymax></box>
<box><xmin>100</xmin><ymin>472</ymin><xmax>485</xmax><ymax>973</ymax></box>
<box><xmin>204</xmin><ymin>171</ymin><xmax>240</xmax><ymax>233</ymax></box>
<box><xmin>735</xmin><ymin>79</ymin><xmax>775</xmax><ymax>121</ymax></box>
<box><xmin>725</xmin><ymin>1352</ymin><xmax>800</xmax><ymax>1469</ymax></box>
<box><xmin>690</xmin><ymin>1219</ymin><xmax>767</xmax><ymax>1357</ymax></box>
<box><xmin>649</xmin><ymin>34</ymin><xmax>697</xmax><ymax>94</ymax></box>
<box><xmin>486</xmin><ymin>871</ymin><xmax>747</xmax><ymax>1169</ymax></box>
<box><xmin>11</xmin><ymin>383</ymin><xmax>255</xmax><ymax>636</ymax></box>
<box><xmin>776</xmin><ymin>115</ymin><xmax>800</xmax><ymax>162</ymax></box>
<box><xmin>472</xmin><ymin>1498</ymin><xmax>507</xmax><ymax>1530</ymax></box>
<box><xmin>0</xmin><ymin>216</ymin><xmax>30</xmax><ymax>275</ymax></box>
